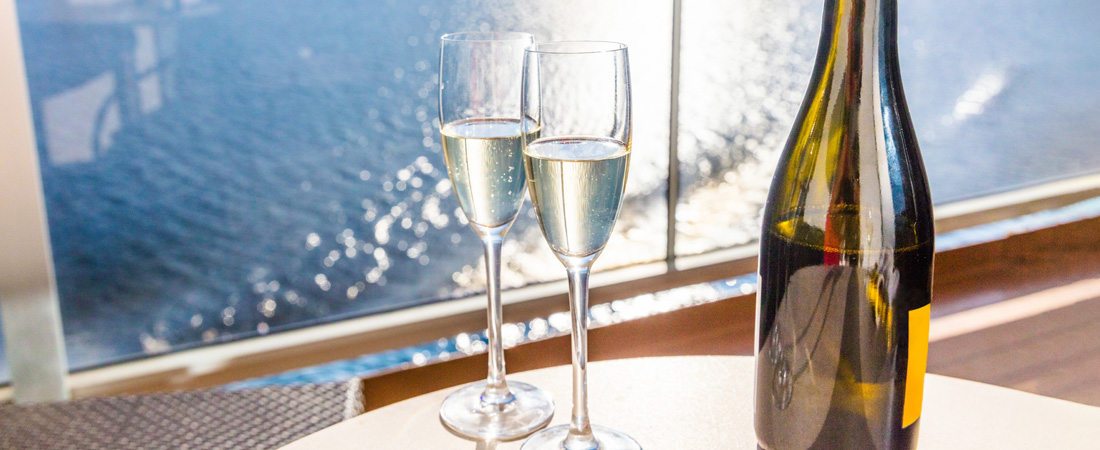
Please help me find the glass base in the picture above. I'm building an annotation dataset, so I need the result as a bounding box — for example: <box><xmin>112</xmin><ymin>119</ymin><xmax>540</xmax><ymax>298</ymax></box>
<box><xmin>439</xmin><ymin>380</ymin><xmax>555</xmax><ymax>441</ymax></box>
<box><xmin>520</xmin><ymin>424</ymin><xmax>642</xmax><ymax>450</ymax></box>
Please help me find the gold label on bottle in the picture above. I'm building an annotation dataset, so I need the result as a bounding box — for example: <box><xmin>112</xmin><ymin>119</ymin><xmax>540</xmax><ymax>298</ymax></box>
<box><xmin>903</xmin><ymin>304</ymin><xmax>931</xmax><ymax>427</ymax></box>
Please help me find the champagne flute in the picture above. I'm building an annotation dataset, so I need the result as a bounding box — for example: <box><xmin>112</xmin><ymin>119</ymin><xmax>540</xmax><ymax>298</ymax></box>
<box><xmin>519</xmin><ymin>41</ymin><xmax>640</xmax><ymax>450</ymax></box>
<box><xmin>436</xmin><ymin>31</ymin><xmax>555</xmax><ymax>440</ymax></box>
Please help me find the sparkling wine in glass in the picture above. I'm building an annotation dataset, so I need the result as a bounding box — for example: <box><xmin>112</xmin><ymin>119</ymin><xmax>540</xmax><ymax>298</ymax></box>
<box><xmin>437</xmin><ymin>31</ymin><xmax>555</xmax><ymax>441</ymax></box>
<box><xmin>519</xmin><ymin>41</ymin><xmax>641</xmax><ymax>450</ymax></box>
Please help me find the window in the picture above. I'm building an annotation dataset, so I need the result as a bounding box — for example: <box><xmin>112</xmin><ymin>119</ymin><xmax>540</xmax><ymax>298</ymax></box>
<box><xmin>3</xmin><ymin>0</ymin><xmax>1099</xmax><ymax>388</ymax></box>
<box><xmin>2</xmin><ymin>0</ymin><xmax>669</xmax><ymax>383</ymax></box>
<box><xmin>674</xmin><ymin>0</ymin><xmax>1100</xmax><ymax>256</ymax></box>
<box><xmin>674</xmin><ymin>0</ymin><xmax>819</xmax><ymax>256</ymax></box>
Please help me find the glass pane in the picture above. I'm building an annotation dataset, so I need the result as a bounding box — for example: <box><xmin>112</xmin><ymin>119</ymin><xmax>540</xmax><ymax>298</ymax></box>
<box><xmin>675</xmin><ymin>0</ymin><xmax>1100</xmax><ymax>256</ymax></box>
<box><xmin>18</xmin><ymin>0</ymin><xmax>669</xmax><ymax>371</ymax></box>
<box><xmin>675</xmin><ymin>0</ymin><xmax>818</xmax><ymax>256</ymax></box>
<box><xmin>901</xmin><ymin>0</ymin><xmax>1100</xmax><ymax>202</ymax></box>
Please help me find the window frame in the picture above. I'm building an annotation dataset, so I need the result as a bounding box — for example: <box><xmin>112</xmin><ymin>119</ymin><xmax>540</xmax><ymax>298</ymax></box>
<box><xmin>3</xmin><ymin>0</ymin><xmax>1100</xmax><ymax>403</ymax></box>
<box><xmin>0</xmin><ymin>0</ymin><xmax>69</xmax><ymax>403</ymax></box>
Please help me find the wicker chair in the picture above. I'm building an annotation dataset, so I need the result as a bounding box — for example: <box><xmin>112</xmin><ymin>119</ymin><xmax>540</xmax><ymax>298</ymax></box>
<box><xmin>0</xmin><ymin>380</ymin><xmax>364</xmax><ymax>450</ymax></box>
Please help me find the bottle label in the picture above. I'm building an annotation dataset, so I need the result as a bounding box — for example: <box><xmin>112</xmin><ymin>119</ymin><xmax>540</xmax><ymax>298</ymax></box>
<box><xmin>903</xmin><ymin>304</ymin><xmax>931</xmax><ymax>427</ymax></box>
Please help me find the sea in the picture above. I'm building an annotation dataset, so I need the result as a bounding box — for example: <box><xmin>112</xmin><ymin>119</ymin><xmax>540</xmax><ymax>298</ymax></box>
<box><xmin>1</xmin><ymin>0</ymin><xmax>1099</xmax><ymax>382</ymax></box>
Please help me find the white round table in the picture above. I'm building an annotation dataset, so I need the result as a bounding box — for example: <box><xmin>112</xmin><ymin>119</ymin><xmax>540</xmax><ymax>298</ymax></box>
<box><xmin>281</xmin><ymin>356</ymin><xmax>1100</xmax><ymax>449</ymax></box>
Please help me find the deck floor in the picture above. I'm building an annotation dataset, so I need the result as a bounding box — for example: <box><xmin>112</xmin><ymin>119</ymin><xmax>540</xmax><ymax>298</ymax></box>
<box><xmin>928</xmin><ymin>279</ymin><xmax>1100</xmax><ymax>407</ymax></box>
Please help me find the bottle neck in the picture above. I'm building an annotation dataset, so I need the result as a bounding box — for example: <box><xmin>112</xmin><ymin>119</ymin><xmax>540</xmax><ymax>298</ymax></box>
<box><xmin>808</xmin><ymin>0</ymin><xmax>905</xmax><ymax>239</ymax></box>
<box><xmin>766</xmin><ymin>0</ymin><xmax>929</xmax><ymax>255</ymax></box>
<box><xmin>816</xmin><ymin>0</ymin><xmax>898</xmax><ymax>85</ymax></box>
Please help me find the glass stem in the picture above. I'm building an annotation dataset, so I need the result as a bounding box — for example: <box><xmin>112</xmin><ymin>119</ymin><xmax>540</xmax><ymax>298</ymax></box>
<box><xmin>480</xmin><ymin>233</ymin><xmax>514</xmax><ymax>406</ymax></box>
<box><xmin>564</xmin><ymin>266</ymin><xmax>597</xmax><ymax>448</ymax></box>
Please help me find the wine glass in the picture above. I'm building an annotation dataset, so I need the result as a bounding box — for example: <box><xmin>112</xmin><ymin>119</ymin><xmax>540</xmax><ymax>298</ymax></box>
<box><xmin>436</xmin><ymin>31</ymin><xmax>555</xmax><ymax>440</ymax></box>
<box><xmin>519</xmin><ymin>41</ymin><xmax>640</xmax><ymax>450</ymax></box>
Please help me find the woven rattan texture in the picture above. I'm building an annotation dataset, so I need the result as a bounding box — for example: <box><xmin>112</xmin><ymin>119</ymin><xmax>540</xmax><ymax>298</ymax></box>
<box><xmin>0</xmin><ymin>380</ymin><xmax>364</xmax><ymax>450</ymax></box>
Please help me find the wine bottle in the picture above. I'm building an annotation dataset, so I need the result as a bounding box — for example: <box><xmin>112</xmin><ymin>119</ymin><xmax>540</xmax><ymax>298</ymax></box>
<box><xmin>753</xmin><ymin>0</ymin><xmax>934</xmax><ymax>449</ymax></box>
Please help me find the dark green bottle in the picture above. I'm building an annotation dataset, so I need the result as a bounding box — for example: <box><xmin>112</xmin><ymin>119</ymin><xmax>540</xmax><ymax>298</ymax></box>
<box><xmin>754</xmin><ymin>0</ymin><xmax>934</xmax><ymax>448</ymax></box>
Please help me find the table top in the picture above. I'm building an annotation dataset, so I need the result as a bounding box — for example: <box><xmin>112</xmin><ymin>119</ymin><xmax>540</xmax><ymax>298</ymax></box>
<box><xmin>281</xmin><ymin>356</ymin><xmax>1100</xmax><ymax>450</ymax></box>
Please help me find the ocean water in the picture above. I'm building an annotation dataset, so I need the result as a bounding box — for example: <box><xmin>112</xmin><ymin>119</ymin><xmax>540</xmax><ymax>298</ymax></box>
<box><xmin>1</xmin><ymin>0</ymin><xmax>1099</xmax><ymax>382</ymax></box>
<box><xmin>6</xmin><ymin>0</ymin><xmax>672</xmax><ymax>377</ymax></box>
<box><xmin>672</xmin><ymin>0</ymin><xmax>1100</xmax><ymax>254</ymax></box>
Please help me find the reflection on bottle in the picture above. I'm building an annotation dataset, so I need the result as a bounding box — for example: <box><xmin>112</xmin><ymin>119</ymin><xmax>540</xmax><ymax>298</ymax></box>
<box><xmin>758</xmin><ymin>265</ymin><xmax>850</xmax><ymax>449</ymax></box>
<box><xmin>756</xmin><ymin>237</ymin><xmax>931</xmax><ymax>450</ymax></box>
<box><xmin>771</xmin><ymin>354</ymin><xmax>792</xmax><ymax>410</ymax></box>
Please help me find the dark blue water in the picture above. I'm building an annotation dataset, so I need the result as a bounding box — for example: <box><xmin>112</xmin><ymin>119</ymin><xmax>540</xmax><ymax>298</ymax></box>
<box><xmin>5</xmin><ymin>0</ymin><xmax>677</xmax><ymax>378</ymax></box>
<box><xmin>15</xmin><ymin>0</ymin><xmax>510</xmax><ymax>372</ymax></box>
